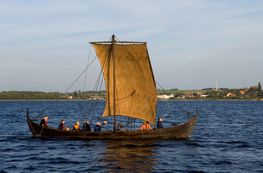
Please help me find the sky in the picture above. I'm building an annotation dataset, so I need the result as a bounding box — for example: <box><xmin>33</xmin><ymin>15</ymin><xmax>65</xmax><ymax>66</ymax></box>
<box><xmin>0</xmin><ymin>0</ymin><xmax>263</xmax><ymax>92</ymax></box>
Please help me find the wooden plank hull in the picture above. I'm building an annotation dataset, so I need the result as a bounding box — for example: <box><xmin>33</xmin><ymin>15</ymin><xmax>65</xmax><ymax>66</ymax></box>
<box><xmin>27</xmin><ymin>114</ymin><xmax>198</xmax><ymax>140</ymax></box>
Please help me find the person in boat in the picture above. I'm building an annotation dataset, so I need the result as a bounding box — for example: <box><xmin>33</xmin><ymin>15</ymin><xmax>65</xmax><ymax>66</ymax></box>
<box><xmin>117</xmin><ymin>124</ymin><xmax>124</xmax><ymax>131</ymax></box>
<box><xmin>40</xmin><ymin>116</ymin><xmax>48</xmax><ymax>127</ymax></box>
<box><xmin>94</xmin><ymin>122</ymin><xmax>101</xmax><ymax>132</ymax></box>
<box><xmin>101</xmin><ymin>121</ymin><xmax>107</xmax><ymax>131</ymax></box>
<box><xmin>72</xmin><ymin>121</ymin><xmax>80</xmax><ymax>131</ymax></box>
<box><xmin>140</xmin><ymin>121</ymin><xmax>152</xmax><ymax>131</ymax></box>
<box><xmin>157</xmin><ymin>117</ymin><xmax>164</xmax><ymax>129</ymax></box>
<box><xmin>57</xmin><ymin>119</ymin><xmax>69</xmax><ymax>131</ymax></box>
<box><xmin>82</xmin><ymin>121</ymin><xmax>91</xmax><ymax>132</ymax></box>
<box><xmin>58</xmin><ymin>119</ymin><xmax>65</xmax><ymax>130</ymax></box>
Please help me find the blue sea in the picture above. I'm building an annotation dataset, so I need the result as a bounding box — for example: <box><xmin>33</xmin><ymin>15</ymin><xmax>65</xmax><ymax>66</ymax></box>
<box><xmin>0</xmin><ymin>100</ymin><xmax>262</xmax><ymax>172</ymax></box>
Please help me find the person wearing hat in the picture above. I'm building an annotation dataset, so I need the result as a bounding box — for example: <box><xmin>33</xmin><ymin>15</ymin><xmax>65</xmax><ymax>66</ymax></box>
<box><xmin>94</xmin><ymin>122</ymin><xmax>101</xmax><ymax>132</ymax></box>
<box><xmin>157</xmin><ymin>117</ymin><xmax>163</xmax><ymax>129</ymax></box>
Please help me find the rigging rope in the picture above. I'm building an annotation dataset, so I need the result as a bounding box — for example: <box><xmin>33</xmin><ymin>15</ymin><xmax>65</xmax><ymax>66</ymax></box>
<box><xmin>156</xmin><ymin>82</ymin><xmax>172</xmax><ymax>118</ymax></box>
<box><xmin>62</xmin><ymin>44</ymin><xmax>100</xmax><ymax>124</ymax></box>
<box><xmin>64</xmin><ymin>56</ymin><xmax>97</xmax><ymax>94</ymax></box>
<box><xmin>87</xmin><ymin>42</ymin><xmax>111</xmax><ymax>125</ymax></box>
<box><xmin>82</xmin><ymin>45</ymin><xmax>92</xmax><ymax>91</ymax></box>
<box><xmin>156</xmin><ymin>82</ymin><xmax>195</xmax><ymax>120</ymax></box>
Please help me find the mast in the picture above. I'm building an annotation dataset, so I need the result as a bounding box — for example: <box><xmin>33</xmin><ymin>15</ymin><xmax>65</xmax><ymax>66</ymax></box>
<box><xmin>108</xmin><ymin>34</ymin><xmax>117</xmax><ymax>131</ymax></box>
<box><xmin>112</xmin><ymin>34</ymin><xmax>117</xmax><ymax>131</ymax></box>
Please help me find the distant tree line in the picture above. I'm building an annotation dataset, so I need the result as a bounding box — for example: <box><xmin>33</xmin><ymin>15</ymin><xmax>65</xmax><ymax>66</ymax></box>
<box><xmin>0</xmin><ymin>82</ymin><xmax>262</xmax><ymax>100</ymax></box>
<box><xmin>0</xmin><ymin>91</ymin><xmax>63</xmax><ymax>100</ymax></box>
<box><xmin>0</xmin><ymin>91</ymin><xmax>106</xmax><ymax>100</ymax></box>
<box><xmin>158</xmin><ymin>88</ymin><xmax>178</xmax><ymax>95</ymax></box>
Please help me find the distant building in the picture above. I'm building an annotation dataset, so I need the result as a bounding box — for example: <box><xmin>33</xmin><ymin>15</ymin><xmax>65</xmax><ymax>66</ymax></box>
<box><xmin>157</xmin><ymin>94</ymin><xmax>174</xmax><ymax>99</ymax></box>
<box><xmin>67</xmin><ymin>96</ymin><xmax>73</xmax><ymax>99</ymax></box>
<box><xmin>90</xmin><ymin>95</ymin><xmax>104</xmax><ymax>100</ymax></box>
<box><xmin>226</xmin><ymin>92</ymin><xmax>237</xmax><ymax>97</ymax></box>
<box><xmin>239</xmin><ymin>90</ymin><xmax>246</xmax><ymax>95</ymax></box>
<box><xmin>249</xmin><ymin>86</ymin><xmax>258</xmax><ymax>91</ymax></box>
<box><xmin>200</xmin><ymin>94</ymin><xmax>209</xmax><ymax>98</ymax></box>
<box><xmin>184</xmin><ymin>93</ymin><xmax>193</xmax><ymax>98</ymax></box>
<box><xmin>178</xmin><ymin>95</ymin><xmax>186</xmax><ymax>99</ymax></box>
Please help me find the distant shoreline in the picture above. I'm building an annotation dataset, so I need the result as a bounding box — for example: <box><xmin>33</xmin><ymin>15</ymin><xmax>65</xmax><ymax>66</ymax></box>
<box><xmin>0</xmin><ymin>86</ymin><xmax>262</xmax><ymax>101</ymax></box>
<box><xmin>0</xmin><ymin>99</ymin><xmax>262</xmax><ymax>101</ymax></box>
<box><xmin>0</xmin><ymin>99</ymin><xmax>103</xmax><ymax>102</ymax></box>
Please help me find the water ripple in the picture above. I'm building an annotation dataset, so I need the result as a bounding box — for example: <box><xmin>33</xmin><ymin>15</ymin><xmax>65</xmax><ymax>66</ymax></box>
<box><xmin>0</xmin><ymin>101</ymin><xmax>262</xmax><ymax>172</ymax></box>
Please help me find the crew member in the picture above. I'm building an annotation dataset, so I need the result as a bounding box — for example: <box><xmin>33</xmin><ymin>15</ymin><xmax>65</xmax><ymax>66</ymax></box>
<box><xmin>157</xmin><ymin>117</ymin><xmax>164</xmax><ymax>129</ymax></box>
<box><xmin>73</xmin><ymin>121</ymin><xmax>80</xmax><ymax>131</ymax></box>
<box><xmin>94</xmin><ymin>122</ymin><xmax>101</xmax><ymax>132</ymax></box>
<box><xmin>140</xmin><ymin>121</ymin><xmax>152</xmax><ymax>131</ymax></box>
<box><xmin>58</xmin><ymin>119</ymin><xmax>65</xmax><ymax>130</ymax></box>
<box><xmin>101</xmin><ymin>121</ymin><xmax>107</xmax><ymax>131</ymax></box>
<box><xmin>82</xmin><ymin>121</ymin><xmax>91</xmax><ymax>132</ymax></box>
<box><xmin>40</xmin><ymin>116</ymin><xmax>48</xmax><ymax>127</ymax></box>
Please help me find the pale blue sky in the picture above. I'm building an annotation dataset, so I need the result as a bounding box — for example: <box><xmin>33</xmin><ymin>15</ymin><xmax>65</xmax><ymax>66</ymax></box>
<box><xmin>0</xmin><ymin>0</ymin><xmax>262</xmax><ymax>91</ymax></box>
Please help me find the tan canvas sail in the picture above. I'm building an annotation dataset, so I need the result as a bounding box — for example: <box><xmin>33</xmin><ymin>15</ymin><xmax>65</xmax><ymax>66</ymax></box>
<box><xmin>91</xmin><ymin>41</ymin><xmax>157</xmax><ymax>124</ymax></box>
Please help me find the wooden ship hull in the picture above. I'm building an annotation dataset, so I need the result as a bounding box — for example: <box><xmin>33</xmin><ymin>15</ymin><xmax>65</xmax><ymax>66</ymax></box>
<box><xmin>27</xmin><ymin>113</ymin><xmax>198</xmax><ymax>140</ymax></box>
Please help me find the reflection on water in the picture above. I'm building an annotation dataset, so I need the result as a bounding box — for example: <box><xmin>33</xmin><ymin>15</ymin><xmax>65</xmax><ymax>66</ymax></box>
<box><xmin>101</xmin><ymin>140</ymin><xmax>157</xmax><ymax>172</ymax></box>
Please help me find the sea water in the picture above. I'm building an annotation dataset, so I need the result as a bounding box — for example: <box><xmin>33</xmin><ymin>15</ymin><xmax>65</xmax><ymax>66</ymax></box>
<box><xmin>0</xmin><ymin>100</ymin><xmax>262</xmax><ymax>172</ymax></box>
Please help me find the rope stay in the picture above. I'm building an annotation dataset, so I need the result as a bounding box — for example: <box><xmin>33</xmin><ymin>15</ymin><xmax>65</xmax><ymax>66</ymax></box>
<box><xmin>64</xmin><ymin>56</ymin><xmax>97</xmax><ymax>94</ymax></box>
<box><xmin>156</xmin><ymin>82</ymin><xmax>172</xmax><ymax>119</ymax></box>
<box><xmin>82</xmin><ymin>45</ymin><xmax>92</xmax><ymax>92</ymax></box>
<box><xmin>156</xmin><ymin>82</ymin><xmax>199</xmax><ymax>120</ymax></box>
<box><xmin>62</xmin><ymin>43</ymin><xmax>104</xmax><ymax>125</ymax></box>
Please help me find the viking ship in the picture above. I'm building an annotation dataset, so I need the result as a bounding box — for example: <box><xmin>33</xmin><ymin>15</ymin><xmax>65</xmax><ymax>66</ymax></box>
<box><xmin>27</xmin><ymin>35</ymin><xmax>198</xmax><ymax>140</ymax></box>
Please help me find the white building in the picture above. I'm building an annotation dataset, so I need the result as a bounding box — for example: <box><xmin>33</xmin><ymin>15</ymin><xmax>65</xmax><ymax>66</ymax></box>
<box><xmin>157</xmin><ymin>94</ymin><xmax>174</xmax><ymax>99</ymax></box>
<box><xmin>200</xmin><ymin>94</ymin><xmax>209</xmax><ymax>98</ymax></box>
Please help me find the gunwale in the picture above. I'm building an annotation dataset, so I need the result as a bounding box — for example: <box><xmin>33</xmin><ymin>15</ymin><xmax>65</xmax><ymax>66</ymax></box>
<box><xmin>27</xmin><ymin>113</ymin><xmax>198</xmax><ymax>140</ymax></box>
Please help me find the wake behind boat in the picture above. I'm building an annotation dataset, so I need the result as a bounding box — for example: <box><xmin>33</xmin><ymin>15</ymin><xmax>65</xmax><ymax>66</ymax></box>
<box><xmin>27</xmin><ymin>35</ymin><xmax>198</xmax><ymax>140</ymax></box>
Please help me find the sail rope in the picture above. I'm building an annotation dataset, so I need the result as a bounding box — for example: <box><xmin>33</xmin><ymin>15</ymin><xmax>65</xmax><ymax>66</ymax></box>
<box><xmin>75</xmin><ymin>45</ymin><xmax>92</xmax><ymax>119</ymax></box>
<box><xmin>157</xmin><ymin>82</ymin><xmax>197</xmax><ymax>120</ymax></box>
<box><xmin>63</xmin><ymin>44</ymin><xmax>104</xmax><ymax>126</ymax></box>
<box><xmin>83</xmin><ymin>45</ymin><xmax>101</xmax><ymax>124</ymax></box>
<box><xmin>88</xmin><ymin>43</ymin><xmax>113</xmax><ymax>126</ymax></box>
<box><xmin>156</xmin><ymin>82</ymin><xmax>173</xmax><ymax>119</ymax></box>
<box><xmin>86</xmin><ymin>67</ymin><xmax>104</xmax><ymax>125</ymax></box>
<box><xmin>64</xmin><ymin>56</ymin><xmax>97</xmax><ymax>94</ymax></box>
<box><xmin>82</xmin><ymin>45</ymin><xmax>92</xmax><ymax>91</ymax></box>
